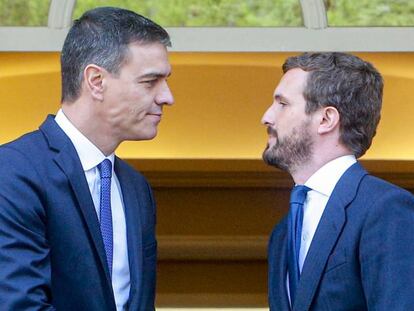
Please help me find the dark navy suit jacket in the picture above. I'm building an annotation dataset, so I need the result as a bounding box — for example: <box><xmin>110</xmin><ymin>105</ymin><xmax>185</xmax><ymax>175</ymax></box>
<box><xmin>268</xmin><ymin>162</ymin><xmax>414</xmax><ymax>311</ymax></box>
<box><xmin>0</xmin><ymin>116</ymin><xmax>157</xmax><ymax>310</ymax></box>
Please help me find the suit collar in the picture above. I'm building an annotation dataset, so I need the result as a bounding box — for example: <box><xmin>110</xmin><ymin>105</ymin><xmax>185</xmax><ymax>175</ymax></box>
<box><xmin>268</xmin><ymin>217</ymin><xmax>291</xmax><ymax>311</ymax></box>
<box><xmin>305</xmin><ymin>155</ymin><xmax>357</xmax><ymax>197</ymax></box>
<box><xmin>55</xmin><ymin>109</ymin><xmax>114</xmax><ymax>171</ymax></box>
<box><xmin>39</xmin><ymin>116</ymin><xmax>116</xmax><ymax>300</ymax></box>
<box><xmin>40</xmin><ymin>115</ymin><xmax>72</xmax><ymax>152</ymax></box>
<box><xmin>293</xmin><ymin>162</ymin><xmax>368</xmax><ymax>310</ymax></box>
<box><xmin>115</xmin><ymin>158</ymin><xmax>144</xmax><ymax>308</ymax></box>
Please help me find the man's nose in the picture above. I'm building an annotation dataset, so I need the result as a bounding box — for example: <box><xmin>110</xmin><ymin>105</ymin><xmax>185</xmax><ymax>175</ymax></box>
<box><xmin>156</xmin><ymin>81</ymin><xmax>174</xmax><ymax>106</ymax></box>
<box><xmin>261</xmin><ymin>104</ymin><xmax>275</xmax><ymax>126</ymax></box>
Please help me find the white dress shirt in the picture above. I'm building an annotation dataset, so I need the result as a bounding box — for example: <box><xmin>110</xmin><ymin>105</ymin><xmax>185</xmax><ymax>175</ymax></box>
<box><xmin>300</xmin><ymin>155</ymin><xmax>356</xmax><ymax>270</ymax></box>
<box><xmin>55</xmin><ymin>109</ymin><xmax>130</xmax><ymax>311</ymax></box>
<box><xmin>287</xmin><ymin>155</ymin><xmax>356</xmax><ymax>303</ymax></box>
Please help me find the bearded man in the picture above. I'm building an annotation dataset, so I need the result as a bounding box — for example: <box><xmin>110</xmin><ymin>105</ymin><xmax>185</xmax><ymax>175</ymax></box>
<box><xmin>262</xmin><ymin>52</ymin><xmax>414</xmax><ymax>311</ymax></box>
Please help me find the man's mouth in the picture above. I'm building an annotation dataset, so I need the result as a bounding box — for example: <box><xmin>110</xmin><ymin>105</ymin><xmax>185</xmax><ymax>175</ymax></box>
<box><xmin>147</xmin><ymin>112</ymin><xmax>162</xmax><ymax>117</ymax></box>
<box><xmin>266</xmin><ymin>127</ymin><xmax>278</xmax><ymax>147</ymax></box>
<box><xmin>147</xmin><ymin>113</ymin><xmax>162</xmax><ymax>123</ymax></box>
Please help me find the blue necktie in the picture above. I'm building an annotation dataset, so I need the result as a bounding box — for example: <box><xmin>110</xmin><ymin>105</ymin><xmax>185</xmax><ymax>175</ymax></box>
<box><xmin>288</xmin><ymin>185</ymin><xmax>311</xmax><ymax>305</ymax></box>
<box><xmin>98</xmin><ymin>159</ymin><xmax>113</xmax><ymax>277</ymax></box>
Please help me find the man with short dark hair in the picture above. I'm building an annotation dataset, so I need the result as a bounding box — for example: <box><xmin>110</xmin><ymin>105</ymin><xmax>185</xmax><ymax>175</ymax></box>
<box><xmin>0</xmin><ymin>7</ymin><xmax>173</xmax><ymax>310</ymax></box>
<box><xmin>263</xmin><ymin>52</ymin><xmax>414</xmax><ymax>310</ymax></box>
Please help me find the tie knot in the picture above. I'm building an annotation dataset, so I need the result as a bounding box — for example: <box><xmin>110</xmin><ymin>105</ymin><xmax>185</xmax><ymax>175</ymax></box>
<box><xmin>98</xmin><ymin>159</ymin><xmax>112</xmax><ymax>179</ymax></box>
<box><xmin>290</xmin><ymin>185</ymin><xmax>311</xmax><ymax>205</ymax></box>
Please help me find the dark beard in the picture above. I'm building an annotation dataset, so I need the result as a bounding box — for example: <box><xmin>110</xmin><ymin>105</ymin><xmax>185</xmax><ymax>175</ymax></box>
<box><xmin>262</xmin><ymin>122</ymin><xmax>313</xmax><ymax>173</ymax></box>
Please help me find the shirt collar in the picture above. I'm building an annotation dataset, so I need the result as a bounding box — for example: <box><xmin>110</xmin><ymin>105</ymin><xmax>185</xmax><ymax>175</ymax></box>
<box><xmin>55</xmin><ymin>109</ymin><xmax>114</xmax><ymax>171</ymax></box>
<box><xmin>305</xmin><ymin>155</ymin><xmax>357</xmax><ymax>197</ymax></box>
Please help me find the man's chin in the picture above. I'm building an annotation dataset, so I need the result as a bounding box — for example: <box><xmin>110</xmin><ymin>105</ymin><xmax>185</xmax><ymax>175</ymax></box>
<box><xmin>141</xmin><ymin>132</ymin><xmax>158</xmax><ymax>141</ymax></box>
<box><xmin>128</xmin><ymin>129</ymin><xmax>158</xmax><ymax>141</ymax></box>
<box><xmin>262</xmin><ymin>149</ymin><xmax>288</xmax><ymax>171</ymax></box>
<box><xmin>262</xmin><ymin>148</ymin><xmax>274</xmax><ymax>166</ymax></box>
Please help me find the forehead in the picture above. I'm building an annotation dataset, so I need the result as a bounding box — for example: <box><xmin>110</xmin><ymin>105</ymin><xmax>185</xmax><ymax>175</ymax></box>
<box><xmin>121</xmin><ymin>42</ymin><xmax>171</xmax><ymax>75</ymax></box>
<box><xmin>274</xmin><ymin>68</ymin><xmax>308</xmax><ymax>98</ymax></box>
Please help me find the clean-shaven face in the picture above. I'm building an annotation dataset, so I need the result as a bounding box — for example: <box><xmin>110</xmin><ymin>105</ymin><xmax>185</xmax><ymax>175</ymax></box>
<box><xmin>102</xmin><ymin>42</ymin><xmax>174</xmax><ymax>143</ymax></box>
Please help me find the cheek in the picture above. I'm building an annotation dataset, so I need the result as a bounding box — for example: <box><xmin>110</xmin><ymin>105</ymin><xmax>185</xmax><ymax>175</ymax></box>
<box><xmin>133</xmin><ymin>109</ymin><xmax>148</xmax><ymax>122</ymax></box>
<box><xmin>108</xmin><ymin>85</ymin><xmax>155</xmax><ymax>120</ymax></box>
<box><xmin>126</xmin><ymin>96</ymin><xmax>154</xmax><ymax>123</ymax></box>
<box><xmin>129</xmin><ymin>101</ymin><xmax>150</xmax><ymax>118</ymax></box>
<box><xmin>133</xmin><ymin>93</ymin><xmax>154</xmax><ymax>111</ymax></box>
<box><xmin>279</xmin><ymin>112</ymin><xmax>298</xmax><ymax>129</ymax></box>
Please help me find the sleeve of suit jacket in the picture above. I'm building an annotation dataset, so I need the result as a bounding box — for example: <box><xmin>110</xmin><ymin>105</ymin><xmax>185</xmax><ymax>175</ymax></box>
<box><xmin>360</xmin><ymin>186</ymin><xmax>414</xmax><ymax>310</ymax></box>
<box><xmin>0</xmin><ymin>146</ymin><xmax>56</xmax><ymax>310</ymax></box>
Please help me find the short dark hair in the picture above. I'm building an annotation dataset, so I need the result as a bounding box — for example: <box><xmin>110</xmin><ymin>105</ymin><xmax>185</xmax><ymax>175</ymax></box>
<box><xmin>61</xmin><ymin>7</ymin><xmax>171</xmax><ymax>103</ymax></box>
<box><xmin>283</xmin><ymin>52</ymin><xmax>383</xmax><ymax>158</ymax></box>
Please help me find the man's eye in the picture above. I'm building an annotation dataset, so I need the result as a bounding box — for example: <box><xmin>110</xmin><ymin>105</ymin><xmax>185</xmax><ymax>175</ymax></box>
<box><xmin>142</xmin><ymin>80</ymin><xmax>157</xmax><ymax>86</ymax></box>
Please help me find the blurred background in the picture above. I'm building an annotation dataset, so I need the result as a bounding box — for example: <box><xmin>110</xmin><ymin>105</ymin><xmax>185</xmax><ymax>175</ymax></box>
<box><xmin>1</xmin><ymin>0</ymin><xmax>414</xmax><ymax>308</ymax></box>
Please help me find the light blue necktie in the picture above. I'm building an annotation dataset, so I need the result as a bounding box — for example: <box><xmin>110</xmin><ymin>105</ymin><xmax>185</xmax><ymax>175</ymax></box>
<box><xmin>98</xmin><ymin>159</ymin><xmax>113</xmax><ymax>277</ymax></box>
<box><xmin>288</xmin><ymin>185</ymin><xmax>311</xmax><ymax>305</ymax></box>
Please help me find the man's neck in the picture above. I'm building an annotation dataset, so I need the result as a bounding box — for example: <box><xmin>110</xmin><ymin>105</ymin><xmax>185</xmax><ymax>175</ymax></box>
<box><xmin>291</xmin><ymin>150</ymin><xmax>353</xmax><ymax>185</ymax></box>
<box><xmin>61</xmin><ymin>102</ymin><xmax>119</xmax><ymax>156</ymax></box>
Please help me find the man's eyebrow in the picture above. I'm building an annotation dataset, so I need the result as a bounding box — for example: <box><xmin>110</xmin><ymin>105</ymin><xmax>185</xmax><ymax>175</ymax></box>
<box><xmin>139</xmin><ymin>71</ymin><xmax>172</xmax><ymax>79</ymax></box>
<box><xmin>274</xmin><ymin>94</ymin><xmax>290</xmax><ymax>102</ymax></box>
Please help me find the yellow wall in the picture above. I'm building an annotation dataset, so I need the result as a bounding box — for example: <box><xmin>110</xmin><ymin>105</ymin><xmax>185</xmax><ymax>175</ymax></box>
<box><xmin>1</xmin><ymin>52</ymin><xmax>413</xmax><ymax>160</ymax></box>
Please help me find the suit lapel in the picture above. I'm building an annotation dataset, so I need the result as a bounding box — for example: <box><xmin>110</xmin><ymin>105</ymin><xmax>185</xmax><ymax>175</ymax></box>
<box><xmin>39</xmin><ymin>116</ymin><xmax>113</xmax><ymax>285</ymax></box>
<box><xmin>115</xmin><ymin>158</ymin><xmax>143</xmax><ymax>309</ymax></box>
<box><xmin>293</xmin><ymin>162</ymin><xmax>368</xmax><ymax>311</ymax></box>
<box><xmin>269</xmin><ymin>218</ymin><xmax>291</xmax><ymax>311</ymax></box>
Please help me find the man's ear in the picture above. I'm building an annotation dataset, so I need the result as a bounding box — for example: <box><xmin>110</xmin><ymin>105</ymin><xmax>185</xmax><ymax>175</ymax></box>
<box><xmin>84</xmin><ymin>64</ymin><xmax>105</xmax><ymax>101</ymax></box>
<box><xmin>317</xmin><ymin>106</ymin><xmax>340</xmax><ymax>135</ymax></box>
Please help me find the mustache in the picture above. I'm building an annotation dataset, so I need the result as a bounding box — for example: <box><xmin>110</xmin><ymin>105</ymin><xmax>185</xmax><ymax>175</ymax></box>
<box><xmin>267</xmin><ymin>127</ymin><xmax>277</xmax><ymax>136</ymax></box>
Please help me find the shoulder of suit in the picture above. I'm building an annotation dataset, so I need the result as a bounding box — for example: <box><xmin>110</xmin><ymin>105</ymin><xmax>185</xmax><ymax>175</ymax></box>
<box><xmin>361</xmin><ymin>173</ymin><xmax>410</xmax><ymax>193</ymax></box>
<box><xmin>0</xmin><ymin>129</ymin><xmax>46</xmax><ymax>163</ymax></box>
<box><xmin>358</xmin><ymin>173</ymin><xmax>414</xmax><ymax>204</ymax></box>
<box><xmin>1</xmin><ymin>129</ymin><xmax>44</xmax><ymax>152</ymax></box>
<box><xmin>115</xmin><ymin>157</ymin><xmax>149</xmax><ymax>183</ymax></box>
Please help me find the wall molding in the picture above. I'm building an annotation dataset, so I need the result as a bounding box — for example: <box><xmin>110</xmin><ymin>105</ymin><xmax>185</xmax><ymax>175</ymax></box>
<box><xmin>2</xmin><ymin>1</ymin><xmax>414</xmax><ymax>51</ymax></box>
<box><xmin>127</xmin><ymin>159</ymin><xmax>414</xmax><ymax>189</ymax></box>
<box><xmin>156</xmin><ymin>294</ymin><xmax>266</xmax><ymax>307</ymax></box>
<box><xmin>138</xmin><ymin>160</ymin><xmax>413</xmax><ymax>262</ymax></box>
<box><xmin>149</xmin><ymin>158</ymin><xmax>414</xmax><ymax>306</ymax></box>
<box><xmin>3</xmin><ymin>27</ymin><xmax>414</xmax><ymax>52</ymax></box>
<box><xmin>158</xmin><ymin>235</ymin><xmax>267</xmax><ymax>261</ymax></box>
